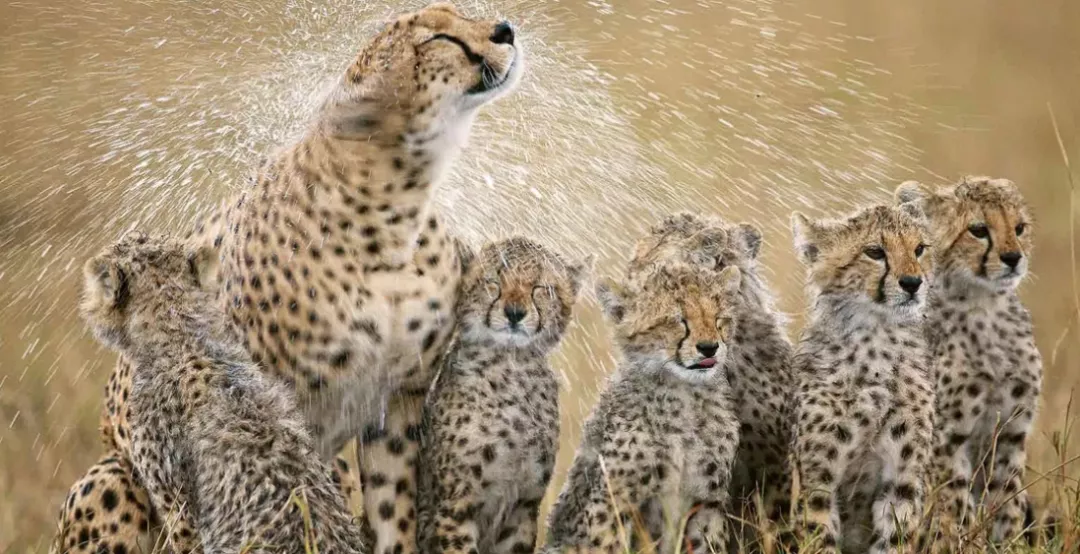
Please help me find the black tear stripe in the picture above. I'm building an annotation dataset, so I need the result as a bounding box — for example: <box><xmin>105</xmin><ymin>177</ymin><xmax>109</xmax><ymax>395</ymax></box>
<box><xmin>674</xmin><ymin>305</ymin><xmax>691</xmax><ymax>365</ymax></box>
<box><xmin>483</xmin><ymin>280</ymin><xmax>502</xmax><ymax>329</ymax></box>
<box><xmin>530</xmin><ymin>286</ymin><xmax>546</xmax><ymax>334</ymax></box>
<box><xmin>425</xmin><ymin>34</ymin><xmax>484</xmax><ymax>65</ymax></box>
<box><xmin>979</xmin><ymin>231</ymin><xmax>994</xmax><ymax>277</ymax></box>
<box><xmin>876</xmin><ymin>234</ymin><xmax>889</xmax><ymax>303</ymax></box>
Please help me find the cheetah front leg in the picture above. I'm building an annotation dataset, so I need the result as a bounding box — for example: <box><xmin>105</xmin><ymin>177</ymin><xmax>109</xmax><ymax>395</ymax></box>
<box><xmin>869</xmin><ymin>406</ymin><xmax>932</xmax><ymax>554</ymax></box>
<box><xmin>930</xmin><ymin>391</ymin><xmax>980</xmax><ymax>551</ymax></box>
<box><xmin>985</xmin><ymin>393</ymin><xmax>1038</xmax><ymax>545</ymax></box>
<box><xmin>492</xmin><ymin>498</ymin><xmax>542</xmax><ymax>554</ymax></box>
<box><xmin>358</xmin><ymin>389</ymin><xmax>424</xmax><ymax>554</ymax></box>
<box><xmin>793</xmin><ymin>403</ymin><xmax>862</xmax><ymax>553</ymax></box>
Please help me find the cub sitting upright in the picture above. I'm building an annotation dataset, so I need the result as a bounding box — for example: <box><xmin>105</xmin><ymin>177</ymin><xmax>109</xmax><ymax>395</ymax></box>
<box><xmin>545</xmin><ymin>263</ymin><xmax>742</xmax><ymax>554</ymax></box>
<box><xmin>627</xmin><ymin>213</ymin><xmax>794</xmax><ymax>530</ymax></box>
<box><xmin>789</xmin><ymin>205</ymin><xmax>935</xmax><ymax>554</ymax></box>
<box><xmin>896</xmin><ymin>177</ymin><xmax>1043</xmax><ymax>546</ymax></box>
<box><xmin>79</xmin><ymin>232</ymin><xmax>366</xmax><ymax>553</ymax></box>
<box><xmin>417</xmin><ymin>237</ymin><xmax>588</xmax><ymax>554</ymax></box>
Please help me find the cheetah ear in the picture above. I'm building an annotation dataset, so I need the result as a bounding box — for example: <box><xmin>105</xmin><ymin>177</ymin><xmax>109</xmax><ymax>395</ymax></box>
<box><xmin>894</xmin><ymin>181</ymin><xmax>927</xmax><ymax>205</ymax></box>
<box><xmin>718</xmin><ymin>265</ymin><xmax>742</xmax><ymax>294</ymax></box>
<box><xmin>187</xmin><ymin>245</ymin><xmax>221</xmax><ymax>291</ymax></box>
<box><xmin>596</xmin><ymin>277</ymin><xmax>629</xmax><ymax>324</ymax></box>
<box><xmin>791</xmin><ymin>212</ymin><xmax>824</xmax><ymax>265</ymax></box>
<box><xmin>735</xmin><ymin>223</ymin><xmax>763</xmax><ymax>260</ymax></box>
<box><xmin>453</xmin><ymin>237</ymin><xmax>477</xmax><ymax>276</ymax></box>
<box><xmin>568</xmin><ymin>255</ymin><xmax>596</xmax><ymax>297</ymax></box>
<box><xmin>83</xmin><ymin>256</ymin><xmax>129</xmax><ymax>311</ymax></box>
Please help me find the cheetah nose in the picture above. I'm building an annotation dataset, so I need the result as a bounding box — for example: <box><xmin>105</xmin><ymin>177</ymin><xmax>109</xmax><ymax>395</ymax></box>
<box><xmin>1000</xmin><ymin>251</ymin><xmax>1023</xmax><ymax>269</ymax></box>
<box><xmin>504</xmin><ymin>304</ymin><xmax>526</xmax><ymax>325</ymax></box>
<box><xmin>898</xmin><ymin>275</ymin><xmax>923</xmax><ymax>295</ymax></box>
<box><xmin>490</xmin><ymin>21</ymin><xmax>514</xmax><ymax>46</ymax></box>
<box><xmin>696</xmin><ymin>341</ymin><xmax>719</xmax><ymax>358</ymax></box>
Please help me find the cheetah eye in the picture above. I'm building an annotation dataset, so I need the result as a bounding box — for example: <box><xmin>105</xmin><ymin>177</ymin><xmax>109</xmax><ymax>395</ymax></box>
<box><xmin>863</xmin><ymin>246</ymin><xmax>886</xmax><ymax>261</ymax></box>
<box><xmin>1015</xmin><ymin>223</ymin><xmax>1027</xmax><ymax>236</ymax></box>
<box><xmin>914</xmin><ymin>244</ymin><xmax>927</xmax><ymax>258</ymax></box>
<box><xmin>968</xmin><ymin>223</ymin><xmax>990</xmax><ymax>239</ymax></box>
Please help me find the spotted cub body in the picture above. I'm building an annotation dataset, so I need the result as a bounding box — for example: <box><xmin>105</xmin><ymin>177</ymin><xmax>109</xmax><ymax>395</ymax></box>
<box><xmin>75</xmin><ymin>233</ymin><xmax>366</xmax><ymax>553</ymax></box>
<box><xmin>789</xmin><ymin>205</ymin><xmax>935</xmax><ymax>554</ymax></box>
<box><xmin>896</xmin><ymin>177</ymin><xmax>1042</xmax><ymax>547</ymax></box>
<box><xmin>628</xmin><ymin>213</ymin><xmax>794</xmax><ymax>530</ymax></box>
<box><xmin>417</xmin><ymin>237</ymin><xmax>587</xmax><ymax>554</ymax></box>
<box><xmin>545</xmin><ymin>263</ymin><xmax>742</xmax><ymax>554</ymax></box>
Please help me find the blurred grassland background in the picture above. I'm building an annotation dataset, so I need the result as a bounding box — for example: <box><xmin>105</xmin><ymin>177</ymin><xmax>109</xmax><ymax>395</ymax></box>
<box><xmin>1</xmin><ymin>0</ymin><xmax>1079</xmax><ymax>550</ymax></box>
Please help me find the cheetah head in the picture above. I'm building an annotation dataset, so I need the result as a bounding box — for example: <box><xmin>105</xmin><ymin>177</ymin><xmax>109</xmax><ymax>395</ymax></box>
<box><xmin>330</xmin><ymin>3</ymin><xmax>522</xmax><ymax>139</ymax></box>
<box><xmin>895</xmin><ymin>176</ymin><xmax>1032</xmax><ymax>294</ymax></box>
<box><xmin>457</xmin><ymin>237</ymin><xmax>589</xmax><ymax>350</ymax></box>
<box><xmin>81</xmin><ymin>232</ymin><xmax>219</xmax><ymax>350</ymax></box>
<box><xmin>792</xmin><ymin>204</ymin><xmax>932</xmax><ymax>322</ymax></box>
<box><xmin>628</xmin><ymin>212</ymin><xmax>762</xmax><ymax>280</ymax></box>
<box><xmin>598</xmin><ymin>263</ymin><xmax>741</xmax><ymax>383</ymax></box>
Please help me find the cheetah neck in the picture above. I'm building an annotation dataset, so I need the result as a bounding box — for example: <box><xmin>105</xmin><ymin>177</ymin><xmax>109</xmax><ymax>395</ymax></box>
<box><xmin>934</xmin><ymin>271</ymin><xmax>1016</xmax><ymax>309</ymax></box>
<box><xmin>281</xmin><ymin>101</ymin><xmax>476</xmax><ymax>265</ymax></box>
<box><xmin>124</xmin><ymin>307</ymin><xmax>247</xmax><ymax>369</ymax></box>
<box><xmin>809</xmin><ymin>294</ymin><xmax>923</xmax><ymax>335</ymax></box>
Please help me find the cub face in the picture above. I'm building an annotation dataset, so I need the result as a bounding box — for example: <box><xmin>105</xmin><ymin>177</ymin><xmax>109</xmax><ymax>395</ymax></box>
<box><xmin>81</xmin><ymin>232</ymin><xmax>218</xmax><ymax>349</ymax></box>
<box><xmin>792</xmin><ymin>204</ymin><xmax>931</xmax><ymax>321</ymax></box>
<box><xmin>456</xmin><ymin>237</ymin><xmax>588</xmax><ymax>349</ymax></box>
<box><xmin>343</xmin><ymin>2</ymin><xmax>523</xmax><ymax>121</ymax></box>
<box><xmin>895</xmin><ymin>176</ymin><xmax>1032</xmax><ymax>293</ymax></box>
<box><xmin>598</xmin><ymin>263</ymin><xmax>741</xmax><ymax>383</ymax></box>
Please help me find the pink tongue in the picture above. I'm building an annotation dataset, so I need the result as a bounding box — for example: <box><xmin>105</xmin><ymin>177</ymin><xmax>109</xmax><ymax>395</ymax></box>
<box><xmin>695</xmin><ymin>358</ymin><xmax>716</xmax><ymax>368</ymax></box>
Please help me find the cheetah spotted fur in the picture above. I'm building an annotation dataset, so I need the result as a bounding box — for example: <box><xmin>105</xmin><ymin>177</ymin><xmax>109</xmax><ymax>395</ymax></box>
<box><xmin>788</xmin><ymin>204</ymin><xmax>936</xmax><ymax>554</ymax></box>
<box><xmin>896</xmin><ymin>177</ymin><xmax>1043</xmax><ymax>548</ymax></box>
<box><xmin>417</xmin><ymin>237</ymin><xmax>587</xmax><ymax>554</ymax></box>
<box><xmin>626</xmin><ymin>213</ymin><xmax>795</xmax><ymax>540</ymax></box>
<box><xmin>74</xmin><ymin>232</ymin><xmax>367</xmax><ymax>553</ymax></box>
<box><xmin>545</xmin><ymin>263</ymin><xmax>743</xmax><ymax>554</ymax></box>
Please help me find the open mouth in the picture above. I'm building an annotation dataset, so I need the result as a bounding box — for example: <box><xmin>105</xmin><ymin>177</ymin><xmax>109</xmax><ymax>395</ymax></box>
<box><xmin>686</xmin><ymin>357</ymin><xmax>717</xmax><ymax>370</ymax></box>
<box><xmin>468</xmin><ymin>54</ymin><xmax>516</xmax><ymax>94</ymax></box>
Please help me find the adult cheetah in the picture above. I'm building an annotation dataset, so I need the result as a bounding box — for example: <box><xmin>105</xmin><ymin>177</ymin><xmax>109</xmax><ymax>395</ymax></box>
<box><xmin>896</xmin><ymin>177</ymin><xmax>1043</xmax><ymax>547</ymax></box>
<box><xmin>545</xmin><ymin>263</ymin><xmax>743</xmax><ymax>554</ymax></box>
<box><xmin>173</xmin><ymin>4</ymin><xmax>519</xmax><ymax>552</ymax></box>
<box><xmin>74</xmin><ymin>232</ymin><xmax>366</xmax><ymax>553</ymax></box>
<box><xmin>789</xmin><ymin>204</ymin><xmax>935</xmax><ymax>554</ymax></box>
<box><xmin>417</xmin><ymin>237</ymin><xmax>588</xmax><ymax>554</ymax></box>
<box><xmin>627</xmin><ymin>213</ymin><xmax>794</xmax><ymax>536</ymax></box>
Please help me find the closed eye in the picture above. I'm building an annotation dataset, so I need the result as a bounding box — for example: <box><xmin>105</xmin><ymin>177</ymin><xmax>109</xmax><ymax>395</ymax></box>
<box><xmin>863</xmin><ymin>245</ymin><xmax>886</xmax><ymax>260</ymax></box>
<box><xmin>424</xmin><ymin>34</ymin><xmax>484</xmax><ymax>65</ymax></box>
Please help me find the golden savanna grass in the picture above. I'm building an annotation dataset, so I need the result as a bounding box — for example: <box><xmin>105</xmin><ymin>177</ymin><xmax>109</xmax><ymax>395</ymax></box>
<box><xmin>2</xmin><ymin>0</ymin><xmax>1080</xmax><ymax>552</ymax></box>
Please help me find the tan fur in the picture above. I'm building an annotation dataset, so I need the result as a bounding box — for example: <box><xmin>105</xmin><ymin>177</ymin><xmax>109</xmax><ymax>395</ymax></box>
<box><xmin>63</xmin><ymin>232</ymin><xmax>368</xmax><ymax>553</ymax></box>
<box><xmin>896</xmin><ymin>177</ymin><xmax>1042</xmax><ymax>548</ymax></box>
<box><xmin>418</xmin><ymin>238</ymin><xmax>586</xmax><ymax>554</ymax></box>
<box><xmin>790</xmin><ymin>204</ymin><xmax>935</xmax><ymax>554</ymax></box>
<box><xmin>623</xmin><ymin>213</ymin><xmax>794</xmax><ymax>542</ymax></box>
<box><xmin>546</xmin><ymin>263</ymin><xmax>741</xmax><ymax>553</ymax></box>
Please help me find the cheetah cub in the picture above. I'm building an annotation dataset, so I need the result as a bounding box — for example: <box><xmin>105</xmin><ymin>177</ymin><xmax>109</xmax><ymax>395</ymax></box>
<box><xmin>896</xmin><ymin>177</ymin><xmax>1042</xmax><ymax>546</ymax></box>
<box><xmin>79</xmin><ymin>232</ymin><xmax>366</xmax><ymax>553</ymax></box>
<box><xmin>789</xmin><ymin>205</ymin><xmax>935</xmax><ymax>554</ymax></box>
<box><xmin>628</xmin><ymin>213</ymin><xmax>795</xmax><ymax>528</ymax></box>
<box><xmin>416</xmin><ymin>237</ymin><xmax>588</xmax><ymax>554</ymax></box>
<box><xmin>545</xmin><ymin>263</ymin><xmax>742</xmax><ymax>554</ymax></box>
